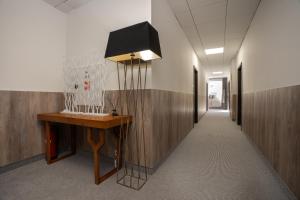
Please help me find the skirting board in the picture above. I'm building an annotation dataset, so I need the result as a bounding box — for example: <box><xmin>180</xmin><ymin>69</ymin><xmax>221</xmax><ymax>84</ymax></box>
<box><xmin>0</xmin><ymin>154</ymin><xmax>44</xmax><ymax>174</ymax></box>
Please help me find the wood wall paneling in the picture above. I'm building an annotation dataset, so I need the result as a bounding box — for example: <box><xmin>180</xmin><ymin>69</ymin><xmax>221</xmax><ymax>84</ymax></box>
<box><xmin>242</xmin><ymin>85</ymin><xmax>300</xmax><ymax>199</ymax></box>
<box><xmin>102</xmin><ymin>90</ymin><xmax>154</xmax><ymax>168</ymax></box>
<box><xmin>0</xmin><ymin>91</ymin><xmax>64</xmax><ymax>167</ymax></box>
<box><xmin>1</xmin><ymin>89</ymin><xmax>195</xmax><ymax>172</ymax></box>
<box><xmin>151</xmin><ymin>90</ymin><xmax>193</xmax><ymax>168</ymax></box>
<box><xmin>100</xmin><ymin>89</ymin><xmax>193</xmax><ymax>169</ymax></box>
<box><xmin>2</xmin><ymin>86</ymin><xmax>298</xmax><ymax>195</ymax></box>
<box><xmin>0</xmin><ymin>91</ymin><xmax>11</xmax><ymax>166</ymax></box>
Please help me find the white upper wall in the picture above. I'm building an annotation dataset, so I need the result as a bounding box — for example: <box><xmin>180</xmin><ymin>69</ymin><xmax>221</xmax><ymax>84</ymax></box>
<box><xmin>151</xmin><ymin>0</ymin><xmax>202</xmax><ymax>93</ymax></box>
<box><xmin>0</xmin><ymin>0</ymin><xmax>201</xmax><ymax>94</ymax></box>
<box><xmin>0</xmin><ymin>0</ymin><xmax>66</xmax><ymax>92</ymax></box>
<box><xmin>236</xmin><ymin>0</ymin><xmax>300</xmax><ymax>93</ymax></box>
<box><xmin>230</xmin><ymin>57</ymin><xmax>237</xmax><ymax>94</ymax></box>
<box><xmin>67</xmin><ymin>0</ymin><xmax>151</xmax><ymax>57</ymax></box>
<box><xmin>66</xmin><ymin>0</ymin><xmax>151</xmax><ymax>90</ymax></box>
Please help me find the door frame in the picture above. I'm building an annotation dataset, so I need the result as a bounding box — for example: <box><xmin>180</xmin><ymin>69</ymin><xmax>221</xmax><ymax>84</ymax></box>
<box><xmin>207</xmin><ymin>78</ymin><xmax>227</xmax><ymax>109</ymax></box>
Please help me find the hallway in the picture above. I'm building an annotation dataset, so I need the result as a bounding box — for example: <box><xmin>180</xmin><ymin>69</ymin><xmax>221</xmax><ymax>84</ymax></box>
<box><xmin>0</xmin><ymin>110</ymin><xmax>294</xmax><ymax>200</ymax></box>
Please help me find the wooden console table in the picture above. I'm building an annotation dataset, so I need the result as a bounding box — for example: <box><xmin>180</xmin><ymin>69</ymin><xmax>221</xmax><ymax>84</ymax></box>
<box><xmin>37</xmin><ymin>113</ymin><xmax>131</xmax><ymax>185</ymax></box>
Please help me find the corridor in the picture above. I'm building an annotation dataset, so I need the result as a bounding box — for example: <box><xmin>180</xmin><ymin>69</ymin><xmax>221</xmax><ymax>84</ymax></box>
<box><xmin>1</xmin><ymin>0</ymin><xmax>300</xmax><ymax>199</ymax></box>
<box><xmin>0</xmin><ymin>110</ymin><xmax>294</xmax><ymax>200</ymax></box>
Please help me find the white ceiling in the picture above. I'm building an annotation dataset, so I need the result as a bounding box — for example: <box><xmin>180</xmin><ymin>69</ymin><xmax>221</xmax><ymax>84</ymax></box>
<box><xmin>168</xmin><ymin>0</ymin><xmax>260</xmax><ymax>75</ymax></box>
<box><xmin>43</xmin><ymin>0</ymin><xmax>92</xmax><ymax>13</ymax></box>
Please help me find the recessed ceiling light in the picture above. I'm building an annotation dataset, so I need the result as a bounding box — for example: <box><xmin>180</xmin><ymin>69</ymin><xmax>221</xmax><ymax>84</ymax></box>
<box><xmin>205</xmin><ymin>47</ymin><xmax>224</xmax><ymax>55</ymax></box>
<box><xmin>212</xmin><ymin>71</ymin><xmax>223</xmax><ymax>75</ymax></box>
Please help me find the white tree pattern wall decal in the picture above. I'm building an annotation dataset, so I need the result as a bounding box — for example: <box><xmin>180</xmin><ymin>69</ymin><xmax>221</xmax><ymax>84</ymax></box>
<box><xmin>62</xmin><ymin>54</ymin><xmax>111</xmax><ymax>116</ymax></box>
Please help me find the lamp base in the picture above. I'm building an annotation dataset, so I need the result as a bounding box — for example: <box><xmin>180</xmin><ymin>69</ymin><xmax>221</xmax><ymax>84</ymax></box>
<box><xmin>117</xmin><ymin>173</ymin><xmax>147</xmax><ymax>191</ymax></box>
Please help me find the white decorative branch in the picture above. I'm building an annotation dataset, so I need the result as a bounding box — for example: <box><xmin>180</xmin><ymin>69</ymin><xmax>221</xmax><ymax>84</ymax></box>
<box><xmin>61</xmin><ymin>53</ymin><xmax>111</xmax><ymax>116</ymax></box>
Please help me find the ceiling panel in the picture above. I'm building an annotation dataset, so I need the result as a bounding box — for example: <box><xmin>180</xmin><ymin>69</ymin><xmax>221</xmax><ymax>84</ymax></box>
<box><xmin>65</xmin><ymin>0</ymin><xmax>91</xmax><ymax>9</ymax></box>
<box><xmin>225</xmin><ymin>32</ymin><xmax>245</xmax><ymax>41</ymax></box>
<box><xmin>226</xmin><ymin>39</ymin><xmax>242</xmax><ymax>53</ymax></box>
<box><xmin>208</xmin><ymin>54</ymin><xmax>224</xmax><ymax>64</ymax></box>
<box><xmin>56</xmin><ymin>3</ymin><xmax>73</xmax><ymax>13</ymax></box>
<box><xmin>175</xmin><ymin>12</ymin><xmax>195</xmax><ymax>28</ymax></box>
<box><xmin>43</xmin><ymin>0</ymin><xmax>92</xmax><ymax>13</ymax></box>
<box><xmin>226</xmin><ymin>14</ymin><xmax>253</xmax><ymax>36</ymax></box>
<box><xmin>168</xmin><ymin>0</ymin><xmax>260</xmax><ymax>73</ymax></box>
<box><xmin>196</xmin><ymin>20</ymin><xmax>225</xmax><ymax>50</ymax></box>
<box><xmin>190</xmin><ymin>1</ymin><xmax>226</xmax><ymax>24</ymax></box>
<box><xmin>169</xmin><ymin>0</ymin><xmax>189</xmax><ymax>13</ymax></box>
<box><xmin>188</xmin><ymin>0</ymin><xmax>226</xmax><ymax>10</ymax></box>
<box><xmin>183</xmin><ymin>26</ymin><xmax>200</xmax><ymax>41</ymax></box>
<box><xmin>200</xmin><ymin>33</ymin><xmax>224</xmax><ymax>46</ymax></box>
<box><xmin>227</xmin><ymin>0</ymin><xmax>260</xmax><ymax>18</ymax></box>
<box><xmin>202</xmin><ymin>39</ymin><xmax>224</xmax><ymax>49</ymax></box>
<box><xmin>43</xmin><ymin>0</ymin><xmax>65</xmax><ymax>7</ymax></box>
<box><xmin>196</xmin><ymin>20</ymin><xmax>225</xmax><ymax>37</ymax></box>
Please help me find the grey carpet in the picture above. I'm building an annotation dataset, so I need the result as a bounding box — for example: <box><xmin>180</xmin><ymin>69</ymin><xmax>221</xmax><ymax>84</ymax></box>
<box><xmin>0</xmin><ymin>110</ymin><xmax>295</xmax><ymax>200</ymax></box>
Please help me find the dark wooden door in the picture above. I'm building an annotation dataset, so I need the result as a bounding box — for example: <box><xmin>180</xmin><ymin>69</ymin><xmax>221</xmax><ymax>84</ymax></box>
<box><xmin>237</xmin><ymin>64</ymin><xmax>242</xmax><ymax>126</ymax></box>
<box><xmin>194</xmin><ymin>67</ymin><xmax>198</xmax><ymax>123</ymax></box>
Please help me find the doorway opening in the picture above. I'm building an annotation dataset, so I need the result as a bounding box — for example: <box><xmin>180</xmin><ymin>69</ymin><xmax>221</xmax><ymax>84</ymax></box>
<box><xmin>193</xmin><ymin>66</ymin><xmax>198</xmax><ymax>123</ymax></box>
<box><xmin>237</xmin><ymin>63</ymin><xmax>242</xmax><ymax>126</ymax></box>
<box><xmin>208</xmin><ymin>77</ymin><xmax>228</xmax><ymax>110</ymax></box>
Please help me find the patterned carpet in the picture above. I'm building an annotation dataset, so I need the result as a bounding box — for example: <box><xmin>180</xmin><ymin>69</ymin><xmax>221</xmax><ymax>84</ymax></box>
<box><xmin>0</xmin><ymin>110</ymin><xmax>295</xmax><ymax>200</ymax></box>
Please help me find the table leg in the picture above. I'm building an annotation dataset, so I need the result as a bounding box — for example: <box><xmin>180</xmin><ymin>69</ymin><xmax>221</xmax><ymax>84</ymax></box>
<box><xmin>44</xmin><ymin>123</ymin><xmax>77</xmax><ymax>164</ymax></box>
<box><xmin>114</xmin><ymin>127</ymin><xmax>123</xmax><ymax>169</ymax></box>
<box><xmin>87</xmin><ymin>128</ymin><xmax>105</xmax><ymax>185</ymax></box>
<box><xmin>70</xmin><ymin>125</ymin><xmax>76</xmax><ymax>154</ymax></box>
<box><xmin>45</xmin><ymin>122</ymin><xmax>51</xmax><ymax>164</ymax></box>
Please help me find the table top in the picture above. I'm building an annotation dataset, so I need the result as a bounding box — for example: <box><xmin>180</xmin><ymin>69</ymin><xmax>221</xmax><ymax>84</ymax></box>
<box><xmin>37</xmin><ymin>113</ymin><xmax>132</xmax><ymax>129</ymax></box>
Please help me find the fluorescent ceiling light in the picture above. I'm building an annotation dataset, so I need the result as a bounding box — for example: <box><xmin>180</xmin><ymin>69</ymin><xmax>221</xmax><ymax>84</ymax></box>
<box><xmin>212</xmin><ymin>71</ymin><xmax>223</xmax><ymax>75</ymax></box>
<box><xmin>205</xmin><ymin>47</ymin><xmax>224</xmax><ymax>55</ymax></box>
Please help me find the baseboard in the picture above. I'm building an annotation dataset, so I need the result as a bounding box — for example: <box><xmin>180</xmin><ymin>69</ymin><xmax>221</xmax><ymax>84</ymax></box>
<box><xmin>0</xmin><ymin>154</ymin><xmax>44</xmax><ymax>174</ymax></box>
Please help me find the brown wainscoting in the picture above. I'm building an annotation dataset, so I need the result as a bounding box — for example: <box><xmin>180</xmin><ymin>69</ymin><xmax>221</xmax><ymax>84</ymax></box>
<box><xmin>242</xmin><ymin>85</ymin><xmax>300</xmax><ymax>199</ymax></box>
<box><xmin>0</xmin><ymin>90</ymin><xmax>64</xmax><ymax>167</ymax></box>
<box><xmin>101</xmin><ymin>89</ymin><xmax>193</xmax><ymax>169</ymax></box>
<box><xmin>0</xmin><ymin>89</ymin><xmax>195</xmax><ymax>171</ymax></box>
<box><xmin>92</xmin><ymin>89</ymin><xmax>153</xmax><ymax>168</ymax></box>
<box><xmin>151</xmin><ymin>90</ymin><xmax>193</xmax><ymax>168</ymax></box>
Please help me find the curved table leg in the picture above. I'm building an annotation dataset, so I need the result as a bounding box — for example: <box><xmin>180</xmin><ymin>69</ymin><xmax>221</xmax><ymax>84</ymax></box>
<box><xmin>87</xmin><ymin>128</ymin><xmax>105</xmax><ymax>185</ymax></box>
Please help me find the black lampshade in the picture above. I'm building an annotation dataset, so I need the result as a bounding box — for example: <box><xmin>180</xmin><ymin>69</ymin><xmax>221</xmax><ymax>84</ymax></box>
<box><xmin>105</xmin><ymin>21</ymin><xmax>162</xmax><ymax>62</ymax></box>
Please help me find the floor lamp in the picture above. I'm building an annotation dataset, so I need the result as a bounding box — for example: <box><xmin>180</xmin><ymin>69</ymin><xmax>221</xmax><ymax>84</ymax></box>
<box><xmin>105</xmin><ymin>21</ymin><xmax>162</xmax><ymax>190</ymax></box>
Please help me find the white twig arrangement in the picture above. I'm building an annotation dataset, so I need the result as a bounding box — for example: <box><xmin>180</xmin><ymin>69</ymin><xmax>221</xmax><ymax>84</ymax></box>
<box><xmin>61</xmin><ymin>53</ymin><xmax>111</xmax><ymax>116</ymax></box>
